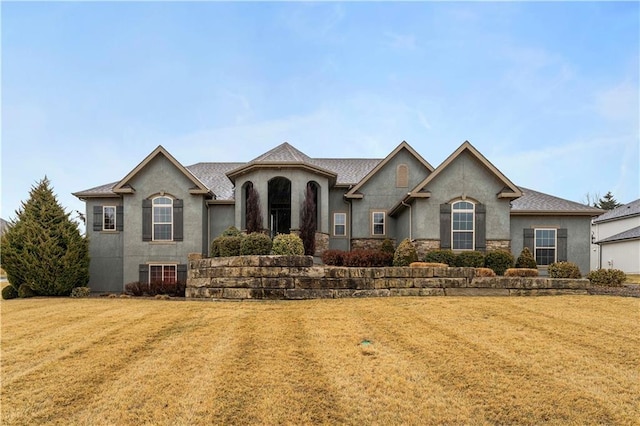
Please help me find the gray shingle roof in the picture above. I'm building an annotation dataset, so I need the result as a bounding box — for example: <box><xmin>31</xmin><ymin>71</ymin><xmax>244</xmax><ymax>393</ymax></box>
<box><xmin>72</xmin><ymin>182</ymin><xmax>120</xmax><ymax>198</ymax></box>
<box><xmin>592</xmin><ymin>199</ymin><xmax>640</xmax><ymax>223</ymax></box>
<box><xmin>310</xmin><ymin>158</ymin><xmax>382</xmax><ymax>185</ymax></box>
<box><xmin>597</xmin><ymin>225</ymin><xmax>640</xmax><ymax>244</ymax></box>
<box><xmin>511</xmin><ymin>187</ymin><xmax>603</xmax><ymax>215</ymax></box>
<box><xmin>250</xmin><ymin>142</ymin><xmax>311</xmax><ymax>163</ymax></box>
<box><xmin>186</xmin><ymin>162</ymin><xmax>244</xmax><ymax>200</ymax></box>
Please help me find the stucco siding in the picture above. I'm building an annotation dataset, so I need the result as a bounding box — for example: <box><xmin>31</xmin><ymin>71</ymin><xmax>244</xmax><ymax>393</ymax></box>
<box><xmin>85</xmin><ymin>198</ymin><xmax>124</xmax><ymax>292</ymax></box>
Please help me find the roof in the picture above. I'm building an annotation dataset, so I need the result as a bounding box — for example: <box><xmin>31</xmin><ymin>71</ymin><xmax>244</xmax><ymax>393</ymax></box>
<box><xmin>596</xmin><ymin>225</ymin><xmax>640</xmax><ymax>244</ymax></box>
<box><xmin>592</xmin><ymin>199</ymin><xmax>640</xmax><ymax>224</ymax></box>
<box><xmin>249</xmin><ymin>142</ymin><xmax>311</xmax><ymax>163</ymax></box>
<box><xmin>511</xmin><ymin>187</ymin><xmax>603</xmax><ymax>216</ymax></box>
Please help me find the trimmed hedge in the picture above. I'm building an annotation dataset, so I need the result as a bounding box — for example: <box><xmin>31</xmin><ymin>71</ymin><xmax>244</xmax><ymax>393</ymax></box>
<box><xmin>484</xmin><ymin>250</ymin><xmax>515</xmax><ymax>276</ymax></box>
<box><xmin>548</xmin><ymin>262</ymin><xmax>581</xmax><ymax>279</ymax></box>
<box><xmin>411</xmin><ymin>262</ymin><xmax>448</xmax><ymax>268</ymax></box>
<box><xmin>240</xmin><ymin>232</ymin><xmax>272</xmax><ymax>256</ymax></box>
<box><xmin>125</xmin><ymin>281</ymin><xmax>186</xmax><ymax>297</ymax></box>
<box><xmin>475</xmin><ymin>267</ymin><xmax>497</xmax><ymax>277</ymax></box>
<box><xmin>454</xmin><ymin>251</ymin><xmax>485</xmax><ymax>268</ymax></box>
<box><xmin>272</xmin><ymin>234</ymin><xmax>304</xmax><ymax>256</ymax></box>
<box><xmin>393</xmin><ymin>239</ymin><xmax>418</xmax><ymax>267</ymax></box>
<box><xmin>322</xmin><ymin>249</ymin><xmax>346</xmax><ymax>266</ymax></box>
<box><xmin>2</xmin><ymin>285</ymin><xmax>18</xmax><ymax>300</ymax></box>
<box><xmin>504</xmin><ymin>268</ymin><xmax>539</xmax><ymax>277</ymax></box>
<box><xmin>70</xmin><ymin>287</ymin><xmax>91</xmax><ymax>298</ymax></box>
<box><xmin>18</xmin><ymin>284</ymin><xmax>37</xmax><ymax>298</ymax></box>
<box><xmin>515</xmin><ymin>247</ymin><xmax>537</xmax><ymax>269</ymax></box>
<box><xmin>586</xmin><ymin>268</ymin><xmax>626</xmax><ymax>286</ymax></box>
<box><xmin>424</xmin><ymin>249</ymin><xmax>456</xmax><ymax>266</ymax></box>
<box><xmin>380</xmin><ymin>239</ymin><xmax>395</xmax><ymax>255</ymax></box>
<box><xmin>344</xmin><ymin>249</ymin><xmax>393</xmax><ymax>267</ymax></box>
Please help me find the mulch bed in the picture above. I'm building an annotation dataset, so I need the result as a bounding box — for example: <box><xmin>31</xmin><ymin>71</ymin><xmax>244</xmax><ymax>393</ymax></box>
<box><xmin>588</xmin><ymin>284</ymin><xmax>640</xmax><ymax>298</ymax></box>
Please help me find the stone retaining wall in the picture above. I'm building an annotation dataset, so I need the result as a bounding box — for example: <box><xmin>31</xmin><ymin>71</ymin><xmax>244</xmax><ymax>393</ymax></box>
<box><xmin>187</xmin><ymin>255</ymin><xmax>590</xmax><ymax>300</ymax></box>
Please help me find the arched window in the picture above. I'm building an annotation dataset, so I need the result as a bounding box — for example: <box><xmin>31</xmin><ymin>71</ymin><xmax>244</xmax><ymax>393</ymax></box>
<box><xmin>396</xmin><ymin>164</ymin><xmax>409</xmax><ymax>188</ymax></box>
<box><xmin>452</xmin><ymin>200</ymin><xmax>474</xmax><ymax>250</ymax></box>
<box><xmin>152</xmin><ymin>196</ymin><xmax>173</xmax><ymax>241</ymax></box>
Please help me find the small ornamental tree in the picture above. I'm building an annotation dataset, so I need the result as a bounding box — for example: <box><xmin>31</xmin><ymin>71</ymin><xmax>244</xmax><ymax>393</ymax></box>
<box><xmin>393</xmin><ymin>238</ymin><xmax>418</xmax><ymax>266</ymax></box>
<box><xmin>0</xmin><ymin>177</ymin><xmax>89</xmax><ymax>296</ymax></box>
<box><xmin>515</xmin><ymin>247</ymin><xmax>537</xmax><ymax>269</ymax></box>
<box><xmin>299</xmin><ymin>184</ymin><xmax>317</xmax><ymax>256</ymax></box>
<box><xmin>245</xmin><ymin>185</ymin><xmax>263</xmax><ymax>234</ymax></box>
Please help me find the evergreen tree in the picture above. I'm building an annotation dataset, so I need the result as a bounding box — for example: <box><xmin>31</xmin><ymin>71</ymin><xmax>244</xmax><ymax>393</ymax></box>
<box><xmin>0</xmin><ymin>177</ymin><xmax>89</xmax><ymax>296</ymax></box>
<box><xmin>245</xmin><ymin>185</ymin><xmax>263</xmax><ymax>234</ymax></box>
<box><xmin>595</xmin><ymin>191</ymin><xmax>622</xmax><ymax>210</ymax></box>
<box><xmin>299</xmin><ymin>184</ymin><xmax>317</xmax><ymax>256</ymax></box>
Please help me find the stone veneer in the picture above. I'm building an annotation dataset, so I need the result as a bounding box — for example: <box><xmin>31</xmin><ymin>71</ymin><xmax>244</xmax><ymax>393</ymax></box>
<box><xmin>486</xmin><ymin>240</ymin><xmax>511</xmax><ymax>251</ymax></box>
<box><xmin>186</xmin><ymin>255</ymin><xmax>590</xmax><ymax>300</ymax></box>
<box><xmin>351</xmin><ymin>238</ymin><xmax>396</xmax><ymax>251</ymax></box>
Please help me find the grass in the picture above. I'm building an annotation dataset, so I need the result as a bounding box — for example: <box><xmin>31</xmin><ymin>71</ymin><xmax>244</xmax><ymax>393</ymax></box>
<box><xmin>625</xmin><ymin>274</ymin><xmax>640</xmax><ymax>284</ymax></box>
<box><xmin>2</xmin><ymin>296</ymin><xmax>639</xmax><ymax>425</ymax></box>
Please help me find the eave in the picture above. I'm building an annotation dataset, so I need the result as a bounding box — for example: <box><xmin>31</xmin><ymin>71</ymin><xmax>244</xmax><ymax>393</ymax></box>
<box><xmin>510</xmin><ymin>210</ymin><xmax>603</xmax><ymax>217</ymax></box>
<box><xmin>226</xmin><ymin>162</ymin><xmax>337</xmax><ymax>186</ymax></box>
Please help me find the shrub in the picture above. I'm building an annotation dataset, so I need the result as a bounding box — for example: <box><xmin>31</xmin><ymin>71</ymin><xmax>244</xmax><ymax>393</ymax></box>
<box><xmin>548</xmin><ymin>262</ymin><xmax>581</xmax><ymax>279</ymax></box>
<box><xmin>504</xmin><ymin>268</ymin><xmax>539</xmax><ymax>277</ymax></box>
<box><xmin>475</xmin><ymin>267</ymin><xmax>497</xmax><ymax>277</ymax></box>
<box><xmin>125</xmin><ymin>281</ymin><xmax>144</xmax><ymax>296</ymax></box>
<box><xmin>210</xmin><ymin>236</ymin><xmax>222</xmax><ymax>257</ymax></box>
<box><xmin>322</xmin><ymin>249</ymin><xmax>347</xmax><ymax>266</ymax></box>
<box><xmin>484</xmin><ymin>250</ymin><xmax>515</xmax><ymax>276</ymax></box>
<box><xmin>380</xmin><ymin>239</ymin><xmax>395</xmax><ymax>255</ymax></box>
<box><xmin>222</xmin><ymin>226</ymin><xmax>242</xmax><ymax>237</ymax></box>
<box><xmin>240</xmin><ymin>232</ymin><xmax>272</xmax><ymax>255</ymax></box>
<box><xmin>344</xmin><ymin>249</ymin><xmax>393</xmax><ymax>267</ymax></box>
<box><xmin>70</xmin><ymin>287</ymin><xmax>91</xmax><ymax>298</ymax></box>
<box><xmin>586</xmin><ymin>268</ymin><xmax>626</xmax><ymax>286</ymax></box>
<box><xmin>18</xmin><ymin>284</ymin><xmax>37</xmax><ymax>298</ymax></box>
<box><xmin>2</xmin><ymin>285</ymin><xmax>18</xmax><ymax>300</ymax></box>
<box><xmin>125</xmin><ymin>281</ymin><xmax>186</xmax><ymax>297</ymax></box>
<box><xmin>271</xmin><ymin>234</ymin><xmax>304</xmax><ymax>256</ymax></box>
<box><xmin>411</xmin><ymin>262</ymin><xmax>448</xmax><ymax>268</ymax></box>
<box><xmin>424</xmin><ymin>249</ymin><xmax>456</xmax><ymax>266</ymax></box>
<box><xmin>454</xmin><ymin>251</ymin><xmax>485</xmax><ymax>268</ymax></box>
<box><xmin>515</xmin><ymin>247</ymin><xmax>537</xmax><ymax>269</ymax></box>
<box><xmin>218</xmin><ymin>235</ymin><xmax>244</xmax><ymax>257</ymax></box>
<box><xmin>393</xmin><ymin>239</ymin><xmax>418</xmax><ymax>267</ymax></box>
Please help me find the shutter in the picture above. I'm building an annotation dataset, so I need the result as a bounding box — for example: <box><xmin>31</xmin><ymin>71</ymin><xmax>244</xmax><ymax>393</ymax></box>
<box><xmin>523</xmin><ymin>229</ymin><xmax>534</xmax><ymax>252</ymax></box>
<box><xmin>557</xmin><ymin>228</ymin><xmax>568</xmax><ymax>262</ymax></box>
<box><xmin>173</xmin><ymin>199</ymin><xmax>184</xmax><ymax>241</ymax></box>
<box><xmin>475</xmin><ymin>203</ymin><xmax>486</xmax><ymax>252</ymax></box>
<box><xmin>440</xmin><ymin>204</ymin><xmax>451</xmax><ymax>249</ymax></box>
<box><xmin>93</xmin><ymin>206</ymin><xmax>102</xmax><ymax>231</ymax></box>
<box><xmin>116</xmin><ymin>206</ymin><xmax>124</xmax><ymax>232</ymax></box>
<box><xmin>177</xmin><ymin>264</ymin><xmax>188</xmax><ymax>283</ymax></box>
<box><xmin>142</xmin><ymin>200</ymin><xmax>152</xmax><ymax>241</ymax></box>
<box><xmin>139</xmin><ymin>264</ymin><xmax>149</xmax><ymax>284</ymax></box>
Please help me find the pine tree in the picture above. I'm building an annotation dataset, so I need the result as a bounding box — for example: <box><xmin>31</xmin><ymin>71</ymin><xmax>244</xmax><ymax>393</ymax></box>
<box><xmin>245</xmin><ymin>186</ymin><xmax>263</xmax><ymax>234</ymax></box>
<box><xmin>595</xmin><ymin>191</ymin><xmax>622</xmax><ymax>210</ymax></box>
<box><xmin>0</xmin><ymin>177</ymin><xmax>89</xmax><ymax>296</ymax></box>
<box><xmin>299</xmin><ymin>184</ymin><xmax>317</xmax><ymax>256</ymax></box>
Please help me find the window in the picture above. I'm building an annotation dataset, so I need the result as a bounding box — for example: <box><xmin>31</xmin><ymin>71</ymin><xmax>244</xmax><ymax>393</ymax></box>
<box><xmin>535</xmin><ymin>229</ymin><xmax>557</xmax><ymax>265</ymax></box>
<box><xmin>452</xmin><ymin>201</ymin><xmax>474</xmax><ymax>250</ymax></box>
<box><xmin>372</xmin><ymin>212</ymin><xmax>385</xmax><ymax>236</ymax></box>
<box><xmin>149</xmin><ymin>264</ymin><xmax>176</xmax><ymax>284</ymax></box>
<box><xmin>396</xmin><ymin>164</ymin><xmax>409</xmax><ymax>188</ymax></box>
<box><xmin>103</xmin><ymin>206</ymin><xmax>116</xmax><ymax>231</ymax></box>
<box><xmin>334</xmin><ymin>213</ymin><xmax>346</xmax><ymax>236</ymax></box>
<box><xmin>153</xmin><ymin>197</ymin><xmax>173</xmax><ymax>241</ymax></box>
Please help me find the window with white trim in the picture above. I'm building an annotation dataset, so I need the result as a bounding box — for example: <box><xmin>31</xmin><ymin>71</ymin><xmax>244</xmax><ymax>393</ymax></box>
<box><xmin>334</xmin><ymin>213</ymin><xmax>346</xmax><ymax>236</ymax></box>
<box><xmin>153</xmin><ymin>197</ymin><xmax>173</xmax><ymax>241</ymax></box>
<box><xmin>372</xmin><ymin>212</ymin><xmax>385</xmax><ymax>236</ymax></box>
<box><xmin>103</xmin><ymin>206</ymin><xmax>116</xmax><ymax>231</ymax></box>
<box><xmin>535</xmin><ymin>229</ymin><xmax>557</xmax><ymax>266</ymax></box>
<box><xmin>452</xmin><ymin>201</ymin><xmax>474</xmax><ymax>250</ymax></box>
<box><xmin>149</xmin><ymin>264</ymin><xmax>177</xmax><ymax>284</ymax></box>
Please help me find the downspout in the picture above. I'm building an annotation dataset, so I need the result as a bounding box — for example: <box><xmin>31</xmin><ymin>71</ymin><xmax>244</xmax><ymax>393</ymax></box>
<box><xmin>401</xmin><ymin>200</ymin><xmax>412</xmax><ymax>241</ymax></box>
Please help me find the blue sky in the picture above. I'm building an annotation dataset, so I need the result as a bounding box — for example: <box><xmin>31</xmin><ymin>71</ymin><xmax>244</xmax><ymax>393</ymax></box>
<box><xmin>2</xmin><ymin>1</ymin><xmax>638</xmax><ymax>223</ymax></box>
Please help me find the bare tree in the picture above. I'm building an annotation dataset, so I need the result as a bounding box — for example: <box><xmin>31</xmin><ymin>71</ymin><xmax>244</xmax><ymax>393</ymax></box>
<box><xmin>300</xmin><ymin>184</ymin><xmax>317</xmax><ymax>256</ymax></box>
<box><xmin>245</xmin><ymin>185</ymin><xmax>263</xmax><ymax>234</ymax></box>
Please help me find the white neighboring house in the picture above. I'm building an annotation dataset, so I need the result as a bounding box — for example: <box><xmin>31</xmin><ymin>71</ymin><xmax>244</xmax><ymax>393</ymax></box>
<box><xmin>591</xmin><ymin>199</ymin><xmax>640</xmax><ymax>274</ymax></box>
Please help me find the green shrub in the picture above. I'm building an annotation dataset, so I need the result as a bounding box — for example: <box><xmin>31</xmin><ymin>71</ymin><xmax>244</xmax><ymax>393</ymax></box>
<box><xmin>322</xmin><ymin>249</ymin><xmax>347</xmax><ymax>266</ymax></box>
<box><xmin>218</xmin><ymin>235</ymin><xmax>244</xmax><ymax>257</ymax></box>
<box><xmin>515</xmin><ymin>247</ymin><xmax>537</xmax><ymax>269</ymax></box>
<box><xmin>18</xmin><ymin>284</ymin><xmax>37</xmax><ymax>298</ymax></box>
<box><xmin>424</xmin><ymin>249</ymin><xmax>456</xmax><ymax>266</ymax></box>
<box><xmin>222</xmin><ymin>226</ymin><xmax>242</xmax><ymax>237</ymax></box>
<box><xmin>548</xmin><ymin>262</ymin><xmax>581</xmax><ymax>279</ymax></box>
<box><xmin>125</xmin><ymin>281</ymin><xmax>144</xmax><ymax>296</ymax></box>
<box><xmin>380</xmin><ymin>239</ymin><xmax>395</xmax><ymax>255</ymax></box>
<box><xmin>70</xmin><ymin>287</ymin><xmax>91</xmax><ymax>298</ymax></box>
<box><xmin>344</xmin><ymin>249</ymin><xmax>393</xmax><ymax>267</ymax></box>
<box><xmin>2</xmin><ymin>285</ymin><xmax>18</xmax><ymax>300</ymax></box>
<box><xmin>484</xmin><ymin>250</ymin><xmax>515</xmax><ymax>276</ymax></box>
<box><xmin>240</xmin><ymin>232</ymin><xmax>272</xmax><ymax>255</ymax></box>
<box><xmin>271</xmin><ymin>234</ymin><xmax>304</xmax><ymax>256</ymax></box>
<box><xmin>475</xmin><ymin>267</ymin><xmax>496</xmax><ymax>277</ymax></box>
<box><xmin>454</xmin><ymin>251</ymin><xmax>485</xmax><ymax>268</ymax></box>
<box><xmin>393</xmin><ymin>239</ymin><xmax>418</xmax><ymax>267</ymax></box>
<box><xmin>504</xmin><ymin>268</ymin><xmax>539</xmax><ymax>277</ymax></box>
<box><xmin>586</xmin><ymin>268</ymin><xmax>626</xmax><ymax>286</ymax></box>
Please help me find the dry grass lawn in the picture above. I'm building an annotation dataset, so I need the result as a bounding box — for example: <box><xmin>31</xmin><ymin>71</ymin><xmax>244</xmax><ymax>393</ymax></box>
<box><xmin>2</xmin><ymin>296</ymin><xmax>638</xmax><ymax>425</ymax></box>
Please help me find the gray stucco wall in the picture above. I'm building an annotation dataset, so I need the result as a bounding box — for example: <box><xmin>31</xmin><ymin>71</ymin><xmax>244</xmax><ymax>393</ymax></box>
<box><xmin>510</xmin><ymin>215</ymin><xmax>593</xmax><ymax>275</ymax></box>
<box><xmin>328</xmin><ymin>187</ymin><xmax>351</xmax><ymax>251</ymax></box>
<box><xmin>208</xmin><ymin>204</ymin><xmax>235</xmax><ymax>249</ymax></box>
<box><xmin>85</xmin><ymin>198</ymin><xmax>124</xmax><ymax>293</ymax></box>
<box><xmin>121</xmin><ymin>154</ymin><xmax>208</xmax><ymax>287</ymax></box>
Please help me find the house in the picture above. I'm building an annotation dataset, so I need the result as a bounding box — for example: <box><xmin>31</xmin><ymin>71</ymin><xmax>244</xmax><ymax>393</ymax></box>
<box><xmin>591</xmin><ymin>199</ymin><xmax>640</xmax><ymax>274</ymax></box>
<box><xmin>73</xmin><ymin>141</ymin><xmax>602</xmax><ymax>293</ymax></box>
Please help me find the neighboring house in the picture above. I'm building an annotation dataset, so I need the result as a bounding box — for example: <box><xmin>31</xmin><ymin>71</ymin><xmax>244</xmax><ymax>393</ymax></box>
<box><xmin>74</xmin><ymin>141</ymin><xmax>602</xmax><ymax>293</ymax></box>
<box><xmin>591</xmin><ymin>199</ymin><xmax>640</xmax><ymax>274</ymax></box>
